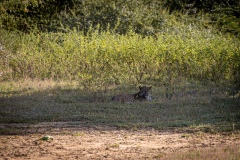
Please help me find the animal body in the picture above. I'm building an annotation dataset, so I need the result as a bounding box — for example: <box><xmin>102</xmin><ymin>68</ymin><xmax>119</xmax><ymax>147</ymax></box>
<box><xmin>112</xmin><ymin>86</ymin><xmax>152</xmax><ymax>102</ymax></box>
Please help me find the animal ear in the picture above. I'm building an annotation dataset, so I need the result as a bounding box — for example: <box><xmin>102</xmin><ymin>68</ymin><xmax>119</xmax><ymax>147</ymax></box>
<box><xmin>134</xmin><ymin>93</ymin><xmax>139</xmax><ymax>99</ymax></box>
<box><xmin>148</xmin><ymin>86</ymin><xmax>152</xmax><ymax>90</ymax></box>
<box><xmin>139</xmin><ymin>86</ymin><xmax>142</xmax><ymax>90</ymax></box>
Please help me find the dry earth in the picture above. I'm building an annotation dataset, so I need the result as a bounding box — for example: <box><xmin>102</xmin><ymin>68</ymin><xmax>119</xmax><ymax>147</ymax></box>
<box><xmin>0</xmin><ymin>122</ymin><xmax>240</xmax><ymax>160</ymax></box>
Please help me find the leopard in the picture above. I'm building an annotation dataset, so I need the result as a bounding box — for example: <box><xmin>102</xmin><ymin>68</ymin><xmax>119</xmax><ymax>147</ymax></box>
<box><xmin>112</xmin><ymin>86</ymin><xmax>152</xmax><ymax>102</ymax></box>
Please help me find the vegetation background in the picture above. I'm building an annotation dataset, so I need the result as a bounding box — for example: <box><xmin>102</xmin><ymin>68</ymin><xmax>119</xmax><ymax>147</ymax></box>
<box><xmin>0</xmin><ymin>0</ymin><xmax>240</xmax><ymax>87</ymax></box>
<box><xmin>0</xmin><ymin>0</ymin><xmax>240</xmax><ymax>130</ymax></box>
<box><xmin>1</xmin><ymin>1</ymin><xmax>240</xmax><ymax>159</ymax></box>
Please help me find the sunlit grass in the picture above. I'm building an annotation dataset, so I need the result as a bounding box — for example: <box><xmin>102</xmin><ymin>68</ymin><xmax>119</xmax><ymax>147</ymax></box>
<box><xmin>1</xmin><ymin>24</ymin><xmax>239</xmax><ymax>86</ymax></box>
<box><xmin>163</xmin><ymin>145</ymin><xmax>240</xmax><ymax>160</ymax></box>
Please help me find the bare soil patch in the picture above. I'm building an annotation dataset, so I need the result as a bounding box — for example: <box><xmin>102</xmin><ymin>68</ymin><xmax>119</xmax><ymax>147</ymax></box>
<box><xmin>0</xmin><ymin>122</ymin><xmax>239</xmax><ymax>159</ymax></box>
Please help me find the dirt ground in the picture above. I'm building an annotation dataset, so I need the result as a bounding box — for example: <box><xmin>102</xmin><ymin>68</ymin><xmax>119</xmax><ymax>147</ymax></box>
<box><xmin>0</xmin><ymin>122</ymin><xmax>240</xmax><ymax>160</ymax></box>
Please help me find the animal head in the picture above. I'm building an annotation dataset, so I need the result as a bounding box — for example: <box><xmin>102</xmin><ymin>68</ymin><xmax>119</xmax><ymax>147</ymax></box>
<box><xmin>134</xmin><ymin>86</ymin><xmax>152</xmax><ymax>101</ymax></box>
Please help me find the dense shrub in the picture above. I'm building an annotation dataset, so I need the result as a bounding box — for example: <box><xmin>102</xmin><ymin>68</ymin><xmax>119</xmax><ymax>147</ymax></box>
<box><xmin>0</xmin><ymin>0</ymin><xmax>239</xmax><ymax>89</ymax></box>
<box><xmin>1</xmin><ymin>27</ymin><xmax>239</xmax><ymax>87</ymax></box>
<box><xmin>0</xmin><ymin>0</ymin><xmax>239</xmax><ymax>36</ymax></box>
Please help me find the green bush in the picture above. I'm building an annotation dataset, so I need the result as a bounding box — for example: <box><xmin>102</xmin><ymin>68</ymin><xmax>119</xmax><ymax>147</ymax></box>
<box><xmin>0</xmin><ymin>0</ymin><xmax>239</xmax><ymax>36</ymax></box>
<box><xmin>1</xmin><ymin>0</ymin><xmax>239</xmax><ymax>89</ymax></box>
<box><xmin>1</xmin><ymin>26</ymin><xmax>239</xmax><ymax>88</ymax></box>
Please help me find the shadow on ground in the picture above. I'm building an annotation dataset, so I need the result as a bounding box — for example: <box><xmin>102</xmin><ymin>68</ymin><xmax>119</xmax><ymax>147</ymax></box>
<box><xmin>0</xmin><ymin>83</ymin><xmax>240</xmax><ymax>135</ymax></box>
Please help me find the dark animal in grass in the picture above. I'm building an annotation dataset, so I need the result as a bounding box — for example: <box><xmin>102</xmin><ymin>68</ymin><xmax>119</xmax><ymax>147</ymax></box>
<box><xmin>112</xmin><ymin>86</ymin><xmax>152</xmax><ymax>102</ymax></box>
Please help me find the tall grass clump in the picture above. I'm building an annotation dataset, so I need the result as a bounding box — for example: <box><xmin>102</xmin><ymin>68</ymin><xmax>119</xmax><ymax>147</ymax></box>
<box><xmin>0</xmin><ymin>23</ymin><xmax>239</xmax><ymax>89</ymax></box>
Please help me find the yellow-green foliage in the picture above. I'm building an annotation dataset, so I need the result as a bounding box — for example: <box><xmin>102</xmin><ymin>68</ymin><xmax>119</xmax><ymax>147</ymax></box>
<box><xmin>0</xmin><ymin>26</ymin><xmax>239</xmax><ymax>86</ymax></box>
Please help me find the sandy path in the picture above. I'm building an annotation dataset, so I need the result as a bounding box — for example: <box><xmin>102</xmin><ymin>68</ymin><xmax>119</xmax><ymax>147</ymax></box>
<box><xmin>0</xmin><ymin>122</ymin><xmax>240</xmax><ymax>159</ymax></box>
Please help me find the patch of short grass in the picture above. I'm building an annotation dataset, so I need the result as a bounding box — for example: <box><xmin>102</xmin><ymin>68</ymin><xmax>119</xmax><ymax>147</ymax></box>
<box><xmin>106</xmin><ymin>143</ymin><xmax>120</xmax><ymax>150</ymax></box>
<box><xmin>163</xmin><ymin>145</ymin><xmax>240</xmax><ymax>160</ymax></box>
<box><xmin>0</xmin><ymin>80</ymin><xmax>240</xmax><ymax>133</ymax></box>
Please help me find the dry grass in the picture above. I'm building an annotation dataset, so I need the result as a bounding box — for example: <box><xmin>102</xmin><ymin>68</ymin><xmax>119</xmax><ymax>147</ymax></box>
<box><xmin>163</xmin><ymin>144</ymin><xmax>240</xmax><ymax>160</ymax></box>
<box><xmin>0</xmin><ymin>124</ymin><xmax>239</xmax><ymax>159</ymax></box>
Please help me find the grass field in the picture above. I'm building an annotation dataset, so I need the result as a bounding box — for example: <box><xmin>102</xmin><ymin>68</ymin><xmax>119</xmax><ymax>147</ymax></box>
<box><xmin>1</xmin><ymin>1</ymin><xmax>240</xmax><ymax>158</ymax></box>
<box><xmin>1</xmin><ymin>79</ymin><xmax>239</xmax><ymax>132</ymax></box>
<box><xmin>0</xmin><ymin>79</ymin><xmax>240</xmax><ymax>159</ymax></box>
